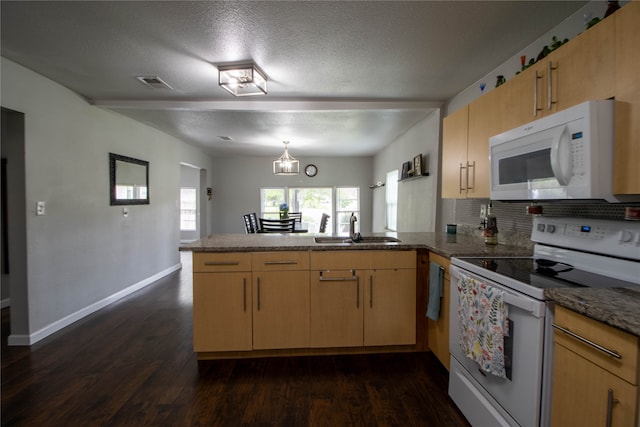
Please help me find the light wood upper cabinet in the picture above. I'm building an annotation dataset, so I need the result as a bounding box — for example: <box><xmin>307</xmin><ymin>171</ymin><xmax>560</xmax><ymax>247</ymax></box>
<box><xmin>442</xmin><ymin>89</ymin><xmax>502</xmax><ymax>199</ymax></box>
<box><xmin>426</xmin><ymin>252</ymin><xmax>451</xmax><ymax>371</ymax></box>
<box><xmin>500</xmin><ymin>14</ymin><xmax>614</xmax><ymax>128</ymax></box>
<box><xmin>551</xmin><ymin>306</ymin><xmax>639</xmax><ymax>427</ymax></box>
<box><xmin>442</xmin><ymin>106</ymin><xmax>469</xmax><ymax>198</ymax></box>
<box><xmin>614</xmin><ymin>2</ymin><xmax>640</xmax><ymax>195</ymax></box>
<box><xmin>548</xmin><ymin>15</ymin><xmax>615</xmax><ymax>113</ymax></box>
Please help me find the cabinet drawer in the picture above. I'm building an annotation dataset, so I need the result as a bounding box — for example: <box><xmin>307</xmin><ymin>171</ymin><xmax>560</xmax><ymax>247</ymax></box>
<box><xmin>310</xmin><ymin>251</ymin><xmax>373</xmax><ymax>270</ymax></box>
<box><xmin>193</xmin><ymin>252</ymin><xmax>251</xmax><ymax>273</ymax></box>
<box><xmin>252</xmin><ymin>251</ymin><xmax>309</xmax><ymax>271</ymax></box>
<box><xmin>553</xmin><ymin>306</ymin><xmax>639</xmax><ymax>384</ymax></box>
<box><xmin>370</xmin><ymin>250</ymin><xmax>416</xmax><ymax>269</ymax></box>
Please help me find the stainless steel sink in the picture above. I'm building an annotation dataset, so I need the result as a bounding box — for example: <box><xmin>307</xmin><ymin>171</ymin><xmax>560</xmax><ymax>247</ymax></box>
<box><xmin>314</xmin><ymin>236</ymin><xmax>401</xmax><ymax>244</ymax></box>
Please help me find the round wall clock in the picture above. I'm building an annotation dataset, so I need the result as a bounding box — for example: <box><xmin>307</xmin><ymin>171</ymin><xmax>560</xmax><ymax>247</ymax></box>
<box><xmin>305</xmin><ymin>164</ymin><xmax>318</xmax><ymax>177</ymax></box>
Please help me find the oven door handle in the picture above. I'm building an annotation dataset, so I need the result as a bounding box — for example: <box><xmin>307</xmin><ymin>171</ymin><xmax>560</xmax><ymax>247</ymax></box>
<box><xmin>451</xmin><ymin>265</ymin><xmax>545</xmax><ymax>318</ymax></box>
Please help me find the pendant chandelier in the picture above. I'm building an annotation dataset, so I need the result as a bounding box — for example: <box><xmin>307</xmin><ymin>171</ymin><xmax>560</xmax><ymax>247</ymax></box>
<box><xmin>273</xmin><ymin>141</ymin><xmax>300</xmax><ymax>175</ymax></box>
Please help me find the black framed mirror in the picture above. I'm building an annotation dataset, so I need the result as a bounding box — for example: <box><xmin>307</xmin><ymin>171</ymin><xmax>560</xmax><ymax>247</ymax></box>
<box><xmin>109</xmin><ymin>153</ymin><xmax>149</xmax><ymax>205</ymax></box>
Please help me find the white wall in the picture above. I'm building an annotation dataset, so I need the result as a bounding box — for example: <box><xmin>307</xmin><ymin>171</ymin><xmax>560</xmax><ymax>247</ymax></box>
<box><xmin>209</xmin><ymin>156</ymin><xmax>373</xmax><ymax>234</ymax></box>
<box><xmin>372</xmin><ymin>110</ymin><xmax>441</xmax><ymax>232</ymax></box>
<box><xmin>0</xmin><ymin>57</ymin><xmax>214</xmax><ymax>344</ymax></box>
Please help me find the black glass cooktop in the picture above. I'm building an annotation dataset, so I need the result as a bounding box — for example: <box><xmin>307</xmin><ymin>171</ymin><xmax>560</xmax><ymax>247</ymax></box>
<box><xmin>456</xmin><ymin>257</ymin><xmax>637</xmax><ymax>290</ymax></box>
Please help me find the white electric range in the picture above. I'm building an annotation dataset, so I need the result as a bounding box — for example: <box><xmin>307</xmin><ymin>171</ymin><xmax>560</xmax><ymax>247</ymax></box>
<box><xmin>448</xmin><ymin>216</ymin><xmax>640</xmax><ymax>427</ymax></box>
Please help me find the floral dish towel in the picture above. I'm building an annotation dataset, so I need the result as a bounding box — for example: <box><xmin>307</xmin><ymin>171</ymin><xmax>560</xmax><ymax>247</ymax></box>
<box><xmin>457</xmin><ymin>271</ymin><xmax>510</xmax><ymax>378</ymax></box>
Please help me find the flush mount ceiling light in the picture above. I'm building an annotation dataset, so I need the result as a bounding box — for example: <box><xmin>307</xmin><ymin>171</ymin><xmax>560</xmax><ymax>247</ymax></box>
<box><xmin>273</xmin><ymin>141</ymin><xmax>300</xmax><ymax>175</ymax></box>
<box><xmin>218</xmin><ymin>63</ymin><xmax>267</xmax><ymax>96</ymax></box>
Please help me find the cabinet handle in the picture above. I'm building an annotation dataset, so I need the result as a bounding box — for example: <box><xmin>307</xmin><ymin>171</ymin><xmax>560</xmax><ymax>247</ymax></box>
<box><xmin>243</xmin><ymin>278</ymin><xmax>247</xmax><ymax>312</ymax></box>
<box><xmin>263</xmin><ymin>260</ymin><xmax>298</xmax><ymax>265</ymax></box>
<box><xmin>466</xmin><ymin>161</ymin><xmax>475</xmax><ymax>191</ymax></box>
<box><xmin>533</xmin><ymin>70</ymin><xmax>542</xmax><ymax>116</ymax></box>
<box><xmin>606</xmin><ymin>388</ymin><xmax>619</xmax><ymax>427</ymax></box>
<box><xmin>369</xmin><ymin>275</ymin><xmax>373</xmax><ymax>308</ymax></box>
<box><xmin>319</xmin><ymin>270</ymin><xmax>357</xmax><ymax>282</ymax></box>
<box><xmin>459</xmin><ymin>163</ymin><xmax>467</xmax><ymax>194</ymax></box>
<box><xmin>257</xmin><ymin>277</ymin><xmax>261</xmax><ymax>311</ymax></box>
<box><xmin>204</xmin><ymin>261</ymin><xmax>240</xmax><ymax>266</ymax></box>
<box><xmin>552</xmin><ymin>324</ymin><xmax>622</xmax><ymax>359</ymax></box>
<box><xmin>356</xmin><ymin>276</ymin><xmax>360</xmax><ymax>309</ymax></box>
<box><xmin>547</xmin><ymin>61</ymin><xmax>557</xmax><ymax>111</ymax></box>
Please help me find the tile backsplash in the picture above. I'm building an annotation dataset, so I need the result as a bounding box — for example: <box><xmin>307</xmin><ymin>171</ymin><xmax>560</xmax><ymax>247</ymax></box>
<box><xmin>452</xmin><ymin>199</ymin><xmax>640</xmax><ymax>249</ymax></box>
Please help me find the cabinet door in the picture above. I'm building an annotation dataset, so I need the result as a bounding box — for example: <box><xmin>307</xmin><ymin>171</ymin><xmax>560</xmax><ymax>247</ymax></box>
<box><xmin>501</xmin><ymin>60</ymin><xmax>548</xmax><ymax>130</ymax></box>
<box><xmin>364</xmin><ymin>268</ymin><xmax>416</xmax><ymax>346</ymax></box>
<box><xmin>252</xmin><ymin>271</ymin><xmax>310</xmax><ymax>350</ymax></box>
<box><xmin>310</xmin><ymin>269</ymin><xmax>364</xmax><ymax>348</ymax></box>
<box><xmin>548</xmin><ymin>14</ymin><xmax>615</xmax><ymax>115</ymax></box>
<box><xmin>614</xmin><ymin>2</ymin><xmax>640</xmax><ymax>194</ymax></box>
<box><xmin>442</xmin><ymin>106</ymin><xmax>469</xmax><ymax>198</ymax></box>
<box><xmin>551</xmin><ymin>343</ymin><xmax>638</xmax><ymax>427</ymax></box>
<box><xmin>467</xmin><ymin>90</ymin><xmax>499</xmax><ymax>198</ymax></box>
<box><xmin>193</xmin><ymin>272</ymin><xmax>252</xmax><ymax>352</ymax></box>
<box><xmin>426</xmin><ymin>253</ymin><xmax>451</xmax><ymax>370</ymax></box>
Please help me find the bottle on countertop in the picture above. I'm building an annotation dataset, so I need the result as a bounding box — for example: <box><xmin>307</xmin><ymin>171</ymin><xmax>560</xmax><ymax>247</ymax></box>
<box><xmin>483</xmin><ymin>203</ymin><xmax>498</xmax><ymax>245</ymax></box>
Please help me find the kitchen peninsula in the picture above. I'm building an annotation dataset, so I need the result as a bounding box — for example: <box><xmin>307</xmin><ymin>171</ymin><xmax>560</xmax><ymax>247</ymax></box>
<box><xmin>180</xmin><ymin>232</ymin><xmax>531</xmax><ymax>360</ymax></box>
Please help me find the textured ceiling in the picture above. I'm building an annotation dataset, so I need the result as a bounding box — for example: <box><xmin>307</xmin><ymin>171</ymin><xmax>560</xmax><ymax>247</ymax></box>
<box><xmin>1</xmin><ymin>1</ymin><xmax>587</xmax><ymax>157</ymax></box>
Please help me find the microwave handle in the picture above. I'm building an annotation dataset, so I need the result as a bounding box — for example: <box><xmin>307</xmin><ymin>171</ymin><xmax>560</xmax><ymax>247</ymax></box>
<box><xmin>549</xmin><ymin>125</ymin><xmax>572</xmax><ymax>185</ymax></box>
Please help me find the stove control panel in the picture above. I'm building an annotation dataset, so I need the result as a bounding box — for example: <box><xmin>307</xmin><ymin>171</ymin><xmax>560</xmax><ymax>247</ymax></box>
<box><xmin>532</xmin><ymin>217</ymin><xmax>640</xmax><ymax>261</ymax></box>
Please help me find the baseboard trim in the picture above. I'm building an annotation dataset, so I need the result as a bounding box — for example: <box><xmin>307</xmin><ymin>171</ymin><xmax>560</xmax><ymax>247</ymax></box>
<box><xmin>7</xmin><ymin>263</ymin><xmax>182</xmax><ymax>346</ymax></box>
<box><xmin>1</xmin><ymin>298</ymin><xmax>10</xmax><ymax>309</ymax></box>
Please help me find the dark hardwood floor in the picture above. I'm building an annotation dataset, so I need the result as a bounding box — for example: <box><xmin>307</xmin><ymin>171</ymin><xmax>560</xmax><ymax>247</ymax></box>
<box><xmin>2</xmin><ymin>253</ymin><xmax>470</xmax><ymax>427</ymax></box>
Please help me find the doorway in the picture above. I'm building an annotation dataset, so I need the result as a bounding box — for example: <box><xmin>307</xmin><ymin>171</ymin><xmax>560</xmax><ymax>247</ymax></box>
<box><xmin>180</xmin><ymin>164</ymin><xmax>207</xmax><ymax>242</ymax></box>
<box><xmin>1</xmin><ymin>107</ymin><xmax>28</xmax><ymax>341</ymax></box>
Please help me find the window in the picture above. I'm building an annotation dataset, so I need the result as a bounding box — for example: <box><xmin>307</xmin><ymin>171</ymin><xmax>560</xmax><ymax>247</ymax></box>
<box><xmin>385</xmin><ymin>170</ymin><xmax>398</xmax><ymax>231</ymax></box>
<box><xmin>335</xmin><ymin>187</ymin><xmax>359</xmax><ymax>234</ymax></box>
<box><xmin>259</xmin><ymin>186</ymin><xmax>359</xmax><ymax>234</ymax></box>
<box><xmin>180</xmin><ymin>187</ymin><xmax>197</xmax><ymax>231</ymax></box>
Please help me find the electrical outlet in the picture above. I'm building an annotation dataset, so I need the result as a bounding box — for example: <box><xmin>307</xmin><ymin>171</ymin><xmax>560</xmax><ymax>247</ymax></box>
<box><xmin>36</xmin><ymin>201</ymin><xmax>46</xmax><ymax>216</ymax></box>
<box><xmin>480</xmin><ymin>204</ymin><xmax>487</xmax><ymax>218</ymax></box>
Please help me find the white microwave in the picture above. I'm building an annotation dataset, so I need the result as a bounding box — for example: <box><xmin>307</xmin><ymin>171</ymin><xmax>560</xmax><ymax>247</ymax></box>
<box><xmin>489</xmin><ymin>100</ymin><xmax>629</xmax><ymax>203</ymax></box>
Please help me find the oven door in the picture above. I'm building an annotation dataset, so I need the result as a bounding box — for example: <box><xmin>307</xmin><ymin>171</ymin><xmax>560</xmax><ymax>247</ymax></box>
<box><xmin>449</xmin><ymin>265</ymin><xmax>547</xmax><ymax>427</ymax></box>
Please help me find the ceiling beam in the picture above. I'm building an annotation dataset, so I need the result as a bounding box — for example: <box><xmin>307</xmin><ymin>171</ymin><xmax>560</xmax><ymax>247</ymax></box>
<box><xmin>90</xmin><ymin>99</ymin><xmax>443</xmax><ymax>112</ymax></box>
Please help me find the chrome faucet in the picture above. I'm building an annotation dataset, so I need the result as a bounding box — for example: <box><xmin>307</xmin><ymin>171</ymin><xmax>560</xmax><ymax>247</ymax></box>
<box><xmin>349</xmin><ymin>212</ymin><xmax>361</xmax><ymax>241</ymax></box>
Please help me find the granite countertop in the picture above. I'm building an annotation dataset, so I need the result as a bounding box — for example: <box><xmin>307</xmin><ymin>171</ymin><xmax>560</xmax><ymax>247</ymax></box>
<box><xmin>179</xmin><ymin>231</ymin><xmax>533</xmax><ymax>258</ymax></box>
<box><xmin>545</xmin><ymin>287</ymin><xmax>640</xmax><ymax>337</ymax></box>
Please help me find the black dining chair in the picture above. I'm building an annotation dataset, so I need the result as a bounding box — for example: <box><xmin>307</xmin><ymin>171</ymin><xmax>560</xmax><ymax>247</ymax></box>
<box><xmin>259</xmin><ymin>217</ymin><xmax>296</xmax><ymax>233</ymax></box>
<box><xmin>319</xmin><ymin>213</ymin><xmax>330</xmax><ymax>233</ymax></box>
<box><xmin>243</xmin><ymin>213</ymin><xmax>260</xmax><ymax>233</ymax></box>
<box><xmin>288</xmin><ymin>212</ymin><xmax>302</xmax><ymax>224</ymax></box>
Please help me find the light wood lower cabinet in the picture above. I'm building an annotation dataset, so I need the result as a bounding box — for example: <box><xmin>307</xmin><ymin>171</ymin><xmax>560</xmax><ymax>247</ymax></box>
<box><xmin>193</xmin><ymin>250</ymin><xmax>418</xmax><ymax>358</ymax></box>
<box><xmin>551</xmin><ymin>306</ymin><xmax>639</xmax><ymax>427</ymax></box>
<box><xmin>192</xmin><ymin>253</ymin><xmax>252</xmax><ymax>352</ymax></box>
<box><xmin>426</xmin><ymin>252</ymin><xmax>450</xmax><ymax>370</ymax></box>
<box><xmin>363</xmin><ymin>267</ymin><xmax>416</xmax><ymax>346</ymax></box>
<box><xmin>310</xmin><ymin>250</ymin><xmax>417</xmax><ymax>349</ymax></box>
<box><xmin>310</xmin><ymin>268</ymin><xmax>364</xmax><ymax>348</ymax></box>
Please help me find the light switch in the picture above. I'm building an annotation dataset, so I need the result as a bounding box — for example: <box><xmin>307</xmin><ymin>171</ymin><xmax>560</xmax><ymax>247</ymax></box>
<box><xmin>122</xmin><ymin>207</ymin><xmax>129</xmax><ymax>217</ymax></box>
<box><xmin>36</xmin><ymin>201</ymin><xmax>46</xmax><ymax>216</ymax></box>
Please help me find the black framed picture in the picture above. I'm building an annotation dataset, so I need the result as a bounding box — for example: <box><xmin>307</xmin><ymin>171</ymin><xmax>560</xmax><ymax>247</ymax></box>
<box><xmin>413</xmin><ymin>154</ymin><xmax>422</xmax><ymax>176</ymax></box>
<box><xmin>401</xmin><ymin>161</ymin><xmax>411</xmax><ymax>179</ymax></box>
